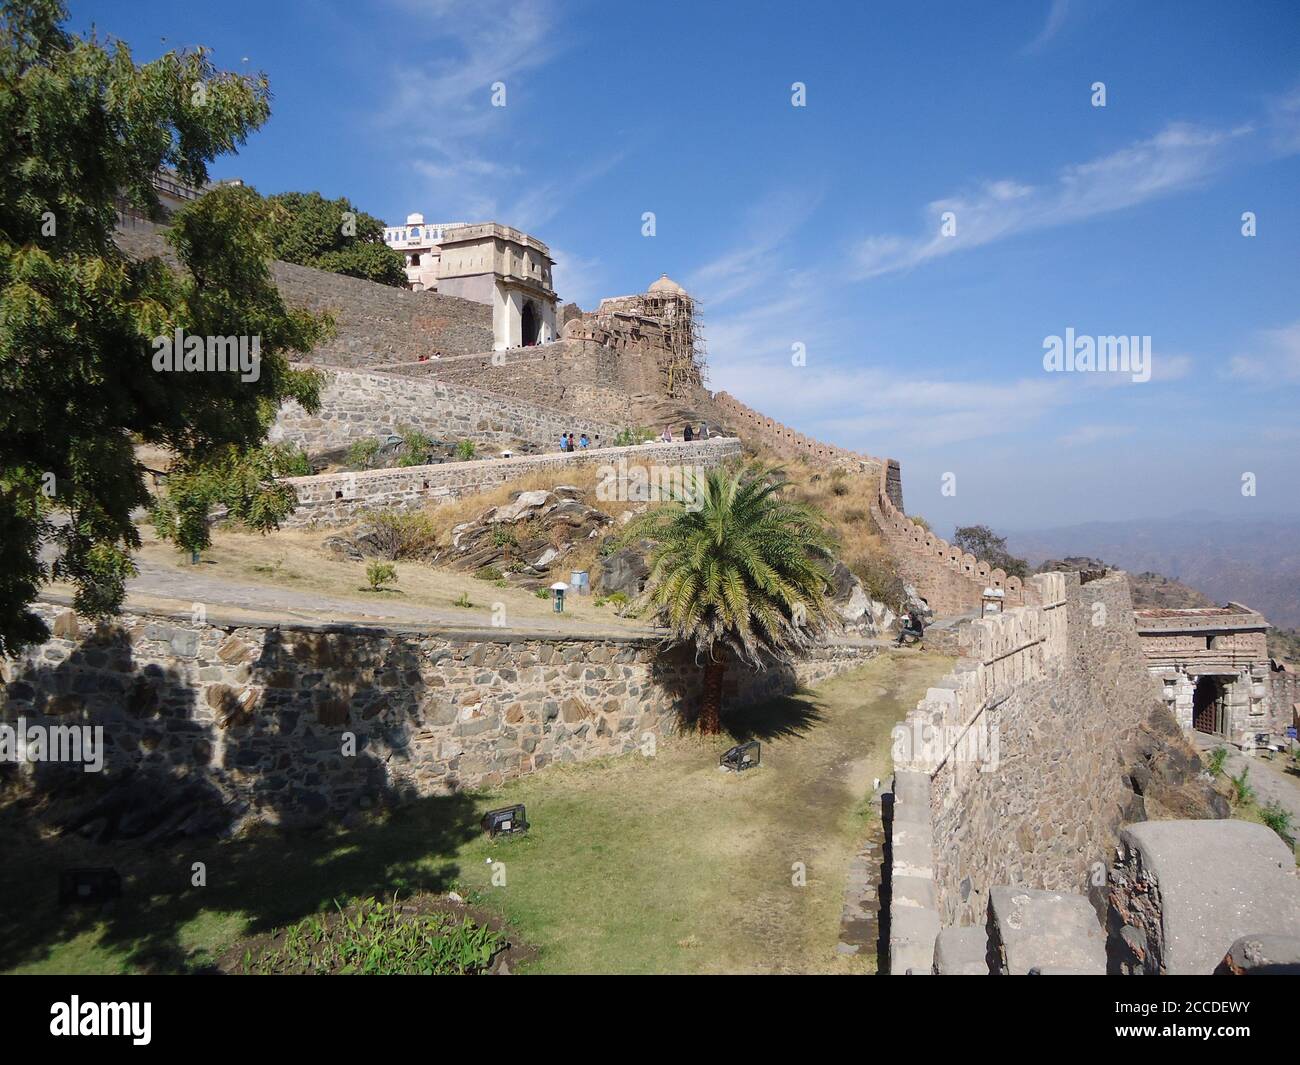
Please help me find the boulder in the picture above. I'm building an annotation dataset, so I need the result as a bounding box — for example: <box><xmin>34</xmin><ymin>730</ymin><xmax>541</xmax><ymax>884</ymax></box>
<box><xmin>320</xmin><ymin>521</ymin><xmax>394</xmax><ymax>561</ymax></box>
<box><xmin>438</xmin><ymin>488</ymin><xmax>613</xmax><ymax>578</ymax></box>
<box><xmin>598</xmin><ymin>540</ymin><xmax>654</xmax><ymax>598</ymax></box>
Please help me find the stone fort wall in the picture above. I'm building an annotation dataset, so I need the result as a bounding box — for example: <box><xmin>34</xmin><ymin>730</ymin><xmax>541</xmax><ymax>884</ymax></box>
<box><xmin>889</xmin><ymin>572</ymin><xmax>1166</xmax><ymax>970</ymax></box>
<box><xmin>871</xmin><ymin>465</ymin><xmax>1031</xmax><ymax>616</ymax></box>
<box><xmin>711</xmin><ymin>392</ymin><xmax>900</xmax><ymax>494</ymax></box>
<box><xmin>368</xmin><ymin>339</ymin><xmax>651</xmax><ymax>426</ymax></box>
<box><xmin>1</xmin><ymin>602</ymin><xmax>876</xmax><ymax>827</ymax></box>
<box><xmin>114</xmin><ymin>222</ymin><xmax>494</xmax><ymax>365</ymax></box>
<box><xmin>270</xmin><ymin>367</ymin><xmax>626</xmax><ymax>458</ymax></box>
<box><xmin>282</xmin><ymin>437</ymin><xmax>743</xmax><ymax>527</ymax></box>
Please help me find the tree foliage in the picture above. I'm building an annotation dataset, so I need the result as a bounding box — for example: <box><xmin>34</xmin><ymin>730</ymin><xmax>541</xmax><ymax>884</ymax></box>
<box><xmin>264</xmin><ymin>190</ymin><xmax>406</xmax><ymax>286</ymax></box>
<box><xmin>952</xmin><ymin>524</ymin><xmax>1030</xmax><ymax>579</ymax></box>
<box><xmin>0</xmin><ymin>1</ymin><xmax>326</xmax><ymax>653</ymax></box>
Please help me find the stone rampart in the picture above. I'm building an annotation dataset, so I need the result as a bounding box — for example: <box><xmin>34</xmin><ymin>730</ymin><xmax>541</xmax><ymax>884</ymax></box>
<box><xmin>1</xmin><ymin>602</ymin><xmax>877</xmax><ymax>827</ymax></box>
<box><xmin>888</xmin><ymin>572</ymin><xmax>1166</xmax><ymax>971</ymax></box>
<box><xmin>711</xmin><ymin>392</ymin><xmax>898</xmax><ymax>495</ymax></box>
<box><xmin>270</xmin><ymin>367</ymin><xmax>626</xmax><ymax>457</ymax></box>
<box><xmin>871</xmin><ymin>464</ymin><xmax>1030</xmax><ymax>616</ymax></box>
<box><xmin>114</xmin><ymin>224</ymin><xmax>493</xmax><ymax>365</ymax></box>
<box><xmin>282</xmin><ymin>437</ymin><xmax>744</xmax><ymax>527</ymax></box>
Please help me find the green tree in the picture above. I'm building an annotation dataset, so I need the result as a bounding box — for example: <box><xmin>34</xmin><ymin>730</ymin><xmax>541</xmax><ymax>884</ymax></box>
<box><xmin>0</xmin><ymin>1</ymin><xmax>326</xmax><ymax>653</ymax></box>
<box><xmin>634</xmin><ymin>463</ymin><xmax>837</xmax><ymax>734</ymax></box>
<box><xmin>265</xmin><ymin>190</ymin><xmax>406</xmax><ymax>286</ymax></box>
<box><xmin>952</xmin><ymin>524</ymin><xmax>1030</xmax><ymax>579</ymax></box>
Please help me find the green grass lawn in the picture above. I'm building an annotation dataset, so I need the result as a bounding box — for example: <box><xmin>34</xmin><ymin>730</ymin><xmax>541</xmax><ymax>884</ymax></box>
<box><xmin>0</xmin><ymin>650</ymin><xmax>952</xmax><ymax>975</ymax></box>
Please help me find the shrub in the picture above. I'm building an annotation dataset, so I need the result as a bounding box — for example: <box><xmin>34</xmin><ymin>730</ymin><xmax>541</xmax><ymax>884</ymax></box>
<box><xmin>1229</xmin><ymin>765</ymin><xmax>1255</xmax><ymax>806</ymax></box>
<box><xmin>534</xmin><ymin>588</ymin><xmax>550</xmax><ymax>600</ymax></box>
<box><xmin>474</xmin><ymin>565</ymin><xmax>503</xmax><ymax>581</ymax></box>
<box><xmin>1259</xmin><ymin>801</ymin><xmax>1296</xmax><ymax>846</ymax></box>
<box><xmin>268</xmin><ymin>443</ymin><xmax>313</xmax><ymax>477</ymax></box>
<box><xmin>370</xmin><ymin>510</ymin><xmax>440</xmax><ymax>559</ymax></box>
<box><xmin>452</xmin><ymin>592</ymin><xmax>473</xmax><ymax>608</ymax></box>
<box><xmin>237</xmin><ymin>897</ymin><xmax>504</xmax><ymax>975</ymax></box>
<box><xmin>397</xmin><ymin>426</ymin><xmax>433</xmax><ymax>467</ymax></box>
<box><xmin>365</xmin><ymin>561</ymin><xmax>397</xmax><ymax>591</ymax></box>
<box><xmin>455</xmin><ymin>440</ymin><xmax>477</xmax><ymax>461</ymax></box>
<box><xmin>1207</xmin><ymin>747</ymin><xmax>1228</xmax><ymax>776</ymax></box>
<box><xmin>852</xmin><ymin>553</ymin><xmax>907</xmax><ymax>612</ymax></box>
<box><xmin>909</xmin><ymin>514</ymin><xmax>931</xmax><ymax>531</ymax></box>
<box><xmin>346</xmin><ymin>438</ymin><xmax>381</xmax><ymax>470</ymax></box>
<box><xmin>614</xmin><ymin>427</ymin><xmax>653</xmax><ymax>447</ymax></box>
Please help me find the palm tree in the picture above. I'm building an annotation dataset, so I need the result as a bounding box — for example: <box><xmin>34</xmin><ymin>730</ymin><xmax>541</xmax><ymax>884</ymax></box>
<box><xmin>634</xmin><ymin>462</ymin><xmax>838</xmax><ymax>734</ymax></box>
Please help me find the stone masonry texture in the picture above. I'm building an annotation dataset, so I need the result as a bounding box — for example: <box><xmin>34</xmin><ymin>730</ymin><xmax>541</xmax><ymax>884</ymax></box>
<box><xmin>890</xmin><ymin>571</ymin><xmax>1170</xmax><ymax>952</ymax></box>
<box><xmin>1</xmin><ymin>602</ymin><xmax>876</xmax><ymax>827</ymax></box>
<box><xmin>270</xmin><ymin>367</ymin><xmax>627</xmax><ymax>458</ymax></box>
<box><xmin>282</xmin><ymin>437</ymin><xmax>743</xmax><ymax>527</ymax></box>
<box><xmin>114</xmin><ymin>223</ymin><xmax>493</xmax><ymax>365</ymax></box>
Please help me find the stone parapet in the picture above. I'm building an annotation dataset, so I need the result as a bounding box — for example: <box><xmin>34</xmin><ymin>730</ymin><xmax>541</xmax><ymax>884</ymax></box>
<box><xmin>1</xmin><ymin>602</ymin><xmax>877</xmax><ymax>829</ymax></box>
<box><xmin>888</xmin><ymin>572</ymin><xmax>1165</xmax><ymax>938</ymax></box>
<box><xmin>282</xmin><ymin>437</ymin><xmax>743</xmax><ymax>527</ymax></box>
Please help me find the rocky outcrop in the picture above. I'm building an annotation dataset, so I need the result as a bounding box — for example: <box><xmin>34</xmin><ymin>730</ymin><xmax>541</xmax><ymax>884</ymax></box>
<box><xmin>437</xmin><ymin>488</ymin><xmax>612</xmax><ymax>582</ymax></box>
<box><xmin>1120</xmin><ymin>705</ymin><xmax>1230</xmax><ymax>821</ymax></box>
<box><xmin>598</xmin><ymin>540</ymin><xmax>654</xmax><ymax>598</ymax></box>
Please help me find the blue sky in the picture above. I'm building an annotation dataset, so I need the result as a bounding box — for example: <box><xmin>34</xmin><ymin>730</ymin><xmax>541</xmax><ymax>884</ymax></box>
<box><xmin>73</xmin><ymin>0</ymin><xmax>1300</xmax><ymax>531</ymax></box>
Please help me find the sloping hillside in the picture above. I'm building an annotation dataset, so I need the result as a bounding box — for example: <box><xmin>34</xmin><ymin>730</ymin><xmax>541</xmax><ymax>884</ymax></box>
<box><xmin>1009</xmin><ymin>513</ymin><xmax>1300</xmax><ymax>627</ymax></box>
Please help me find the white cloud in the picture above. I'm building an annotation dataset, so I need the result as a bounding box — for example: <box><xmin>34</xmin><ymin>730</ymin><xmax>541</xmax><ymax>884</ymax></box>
<box><xmin>1228</xmin><ymin>320</ymin><xmax>1300</xmax><ymax>382</ymax></box>
<box><xmin>688</xmin><ymin>184</ymin><xmax>827</xmax><ymax>307</ymax></box>
<box><xmin>1056</xmin><ymin>424</ymin><xmax>1135</xmax><ymax>447</ymax></box>
<box><xmin>378</xmin><ymin>0</ymin><xmax>563</xmax><ymax>221</ymax></box>
<box><xmin>550</xmin><ymin>246</ymin><xmax>604</xmax><ymax>309</ymax></box>
<box><xmin>709</xmin><ymin>357</ymin><xmax>1070</xmax><ymax>450</ymax></box>
<box><xmin>1022</xmin><ymin>0</ymin><xmax>1070</xmax><ymax>55</ymax></box>
<box><xmin>851</xmin><ymin>121</ymin><xmax>1254</xmax><ymax>279</ymax></box>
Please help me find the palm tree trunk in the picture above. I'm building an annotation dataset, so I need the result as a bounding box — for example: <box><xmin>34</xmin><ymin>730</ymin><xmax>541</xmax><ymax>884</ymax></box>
<box><xmin>700</xmin><ymin>655</ymin><xmax>726</xmax><ymax>735</ymax></box>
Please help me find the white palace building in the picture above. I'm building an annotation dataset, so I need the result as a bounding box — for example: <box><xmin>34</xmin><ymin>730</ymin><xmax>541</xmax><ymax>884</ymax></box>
<box><xmin>383</xmin><ymin>213</ymin><xmax>558</xmax><ymax>351</ymax></box>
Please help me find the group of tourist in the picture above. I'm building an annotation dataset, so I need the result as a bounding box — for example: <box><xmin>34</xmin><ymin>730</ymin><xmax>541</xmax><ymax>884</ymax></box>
<box><xmin>553</xmin><ymin>423</ymin><xmax>715</xmax><ymax>452</ymax></box>
<box><xmin>660</xmin><ymin>423</ymin><xmax>711</xmax><ymax>443</ymax></box>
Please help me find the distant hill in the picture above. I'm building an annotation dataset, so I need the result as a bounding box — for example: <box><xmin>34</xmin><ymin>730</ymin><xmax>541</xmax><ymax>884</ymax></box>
<box><xmin>1036</xmin><ymin>556</ymin><xmax>1216</xmax><ymax>611</ymax></box>
<box><xmin>1007</xmin><ymin>513</ymin><xmax>1300</xmax><ymax>628</ymax></box>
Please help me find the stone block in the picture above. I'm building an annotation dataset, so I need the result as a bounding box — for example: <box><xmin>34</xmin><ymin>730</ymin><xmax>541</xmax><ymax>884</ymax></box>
<box><xmin>892</xmin><ymin>874</ymin><xmax>937</xmax><ymax>911</ymax></box>
<box><xmin>1219</xmin><ymin>933</ymin><xmax>1300</xmax><ymax>975</ymax></box>
<box><xmin>1118</xmin><ymin>820</ymin><xmax>1300</xmax><ymax>974</ymax></box>
<box><xmin>988</xmin><ymin>886</ymin><xmax>1106</xmax><ymax>975</ymax></box>
<box><xmin>933</xmin><ymin>926</ymin><xmax>990</xmax><ymax>975</ymax></box>
<box><xmin>889</xmin><ymin>904</ymin><xmax>939</xmax><ymax>975</ymax></box>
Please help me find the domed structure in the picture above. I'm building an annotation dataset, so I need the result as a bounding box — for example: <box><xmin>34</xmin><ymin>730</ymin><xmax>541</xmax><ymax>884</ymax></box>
<box><xmin>648</xmin><ymin>273</ymin><xmax>686</xmax><ymax>296</ymax></box>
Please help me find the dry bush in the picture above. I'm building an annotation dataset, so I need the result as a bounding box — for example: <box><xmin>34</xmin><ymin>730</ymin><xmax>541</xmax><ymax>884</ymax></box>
<box><xmin>737</xmin><ymin>444</ymin><xmax>911</xmax><ymax>608</ymax></box>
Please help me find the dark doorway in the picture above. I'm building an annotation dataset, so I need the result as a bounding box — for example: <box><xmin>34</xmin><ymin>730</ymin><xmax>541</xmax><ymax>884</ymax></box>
<box><xmin>1192</xmin><ymin>675</ymin><xmax>1225</xmax><ymax>736</ymax></box>
<box><xmin>521</xmin><ymin>302</ymin><xmax>540</xmax><ymax>346</ymax></box>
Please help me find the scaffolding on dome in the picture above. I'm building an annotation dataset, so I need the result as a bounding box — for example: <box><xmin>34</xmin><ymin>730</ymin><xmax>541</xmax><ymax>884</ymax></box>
<box><xmin>640</xmin><ymin>288</ymin><xmax>706</xmax><ymax>397</ymax></box>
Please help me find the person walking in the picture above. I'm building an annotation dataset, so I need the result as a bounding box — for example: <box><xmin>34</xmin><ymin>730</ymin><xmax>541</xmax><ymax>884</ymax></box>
<box><xmin>683</xmin><ymin>424</ymin><xmax>694</xmax><ymax>442</ymax></box>
<box><xmin>579</xmin><ymin>432</ymin><xmax>590</xmax><ymax>449</ymax></box>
